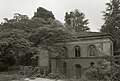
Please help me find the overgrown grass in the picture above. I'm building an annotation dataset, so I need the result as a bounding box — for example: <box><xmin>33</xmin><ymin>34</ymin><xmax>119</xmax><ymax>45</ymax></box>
<box><xmin>0</xmin><ymin>71</ymin><xmax>24</xmax><ymax>81</ymax></box>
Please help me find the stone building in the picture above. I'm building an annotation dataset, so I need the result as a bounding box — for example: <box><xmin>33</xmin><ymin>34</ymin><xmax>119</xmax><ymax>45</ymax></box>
<box><xmin>50</xmin><ymin>32</ymin><xmax>113</xmax><ymax>79</ymax></box>
<box><xmin>38</xmin><ymin>32</ymin><xmax>113</xmax><ymax>78</ymax></box>
<box><xmin>38</xmin><ymin>13</ymin><xmax>114</xmax><ymax>78</ymax></box>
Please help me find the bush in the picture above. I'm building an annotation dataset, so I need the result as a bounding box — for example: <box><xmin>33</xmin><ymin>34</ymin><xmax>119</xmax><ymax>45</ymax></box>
<box><xmin>47</xmin><ymin>72</ymin><xmax>68</xmax><ymax>79</ymax></box>
<box><xmin>8</xmin><ymin>65</ymin><xmax>20</xmax><ymax>71</ymax></box>
<box><xmin>82</xmin><ymin>67</ymin><xmax>110</xmax><ymax>81</ymax></box>
<box><xmin>0</xmin><ymin>62</ymin><xmax>9</xmax><ymax>71</ymax></box>
<box><xmin>18</xmin><ymin>66</ymin><xmax>69</xmax><ymax>79</ymax></box>
<box><xmin>47</xmin><ymin>73</ymin><xmax>60</xmax><ymax>79</ymax></box>
<box><xmin>18</xmin><ymin>66</ymin><xmax>42</xmax><ymax>78</ymax></box>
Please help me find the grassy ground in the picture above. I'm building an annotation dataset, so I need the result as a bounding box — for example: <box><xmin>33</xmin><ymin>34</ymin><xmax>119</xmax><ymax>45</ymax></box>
<box><xmin>0</xmin><ymin>71</ymin><xmax>25</xmax><ymax>81</ymax></box>
<box><xmin>0</xmin><ymin>71</ymin><xmax>82</xmax><ymax>81</ymax></box>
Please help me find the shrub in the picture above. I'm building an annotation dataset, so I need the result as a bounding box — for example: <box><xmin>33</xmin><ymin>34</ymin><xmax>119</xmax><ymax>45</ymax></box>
<box><xmin>18</xmin><ymin>66</ymin><xmax>42</xmax><ymax>78</ymax></box>
<box><xmin>47</xmin><ymin>73</ymin><xmax>60</xmax><ymax>79</ymax></box>
<box><xmin>0</xmin><ymin>62</ymin><xmax>9</xmax><ymax>71</ymax></box>
<box><xmin>82</xmin><ymin>67</ymin><xmax>110</xmax><ymax>81</ymax></box>
<box><xmin>18</xmin><ymin>66</ymin><xmax>69</xmax><ymax>79</ymax></box>
<box><xmin>47</xmin><ymin>72</ymin><xmax>68</xmax><ymax>79</ymax></box>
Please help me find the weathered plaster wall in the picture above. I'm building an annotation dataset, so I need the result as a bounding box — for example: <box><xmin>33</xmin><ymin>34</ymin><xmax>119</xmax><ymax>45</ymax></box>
<box><xmin>38</xmin><ymin>50</ymin><xmax>49</xmax><ymax>67</ymax></box>
<box><xmin>39</xmin><ymin>36</ymin><xmax>113</xmax><ymax>78</ymax></box>
<box><xmin>50</xmin><ymin>37</ymin><xmax>113</xmax><ymax>78</ymax></box>
<box><xmin>64</xmin><ymin>58</ymin><xmax>108</xmax><ymax>78</ymax></box>
<box><xmin>58</xmin><ymin>38</ymin><xmax>113</xmax><ymax>57</ymax></box>
<box><xmin>51</xmin><ymin>58</ymin><xmax>109</xmax><ymax>78</ymax></box>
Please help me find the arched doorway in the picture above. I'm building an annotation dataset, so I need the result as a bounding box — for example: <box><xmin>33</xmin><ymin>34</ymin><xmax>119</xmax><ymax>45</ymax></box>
<box><xmin>74</xmin><ymin>64</ymin><xmax>82</xmax><ymax>79</ymax></box>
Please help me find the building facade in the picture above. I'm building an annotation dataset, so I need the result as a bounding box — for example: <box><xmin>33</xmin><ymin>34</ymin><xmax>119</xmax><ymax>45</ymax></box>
<box><xmin>50</xmin><ymin>33</ymin><xmax>113</xmax><ymax>79</ymax></box>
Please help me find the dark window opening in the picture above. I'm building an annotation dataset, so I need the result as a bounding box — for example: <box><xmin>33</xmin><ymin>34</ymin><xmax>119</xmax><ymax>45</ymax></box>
<box><xmin>90</xmin><ymin>62</ymin><xmax>95</xmax><ymax>68</ymax></box>
<box><xmin>75</xmin><ymin>46</ymin><xmax>81</xmax><ymax>57</ymax></box>
<box><xmin>88</xmin><ymin>45</ymin><xmax>96</xmax><ymax>56</ymax></box>
<box><xmin>63</xmin><ymin>62</ymin><xmax>67</xmax><ymax>74</ymax></box>
<box><xmin>62</xmin><ymin>46</ymin><xmax>68</xmax><ymax>57</ymax></box>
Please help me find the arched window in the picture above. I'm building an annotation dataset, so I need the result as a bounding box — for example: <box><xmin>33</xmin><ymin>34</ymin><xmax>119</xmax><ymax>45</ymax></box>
<box><xmin>75</xmin><ymin>46</ymin><xmax>81</xmax><ymax>57</ymax></box>
<box><xmin>62</xmin><ymin>46</ymin><xmax>68</xmax><ymax>57</ymax></box>
<box><xmin>88</xmin><ymin>45</ymin><xmax>96</xmax><ymax>56</ymax></box>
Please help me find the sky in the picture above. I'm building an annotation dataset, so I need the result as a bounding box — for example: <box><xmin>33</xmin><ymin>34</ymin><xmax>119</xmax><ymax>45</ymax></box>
<box><xmin>0</xmin><ymin>0</ymin><xmax>110</xmax><ymax>31</ymax></box>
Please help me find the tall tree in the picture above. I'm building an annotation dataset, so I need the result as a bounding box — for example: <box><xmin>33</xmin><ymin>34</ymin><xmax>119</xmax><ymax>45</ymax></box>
<box><xmin>0</xmin><ymin>29</ymin><xmax>32</xmax><ymax>66</ymax></box>
<box><xmin>33</xmin><ymin>7</ymin><xmax>55</xmax><ymax>20</ymax></box>
<box><xmin>0</xmin><ymin>7</ymin><xmax>74</xmax><ymax>67</ymax></box>
<box><xmin>65</xmin><ymin>9</ymin><xmax>90</xmax><ymax>32</ymax></box>
<box><xmin>101</xmin><ymin>0</ymin><xmax>120</xmax><ymax>50</ymax></box>
<box><xmin>32</xmin><ymin>7</ymin><xmax>63</xmax><ymax>28</ymax></box>
<box><xmin>2</xmin><ymin>13</ymin><xmax>30</xmax><ymax>31</ymax></box>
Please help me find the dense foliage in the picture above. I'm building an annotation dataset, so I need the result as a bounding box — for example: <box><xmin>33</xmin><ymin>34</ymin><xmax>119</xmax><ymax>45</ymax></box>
<box><xmin>65</xmin><ymin>9</ymin><xmax>90</xmax><ymax>32</ymax></box>
<box><xmin>33</xmin><ymin>7</ymin><xmax>55</xmax><ymax>20</ymax></box>
<box><xmin>101</xmin><ymin>0</ymin><xmax>120</xmax><ymax>51</ymax></box>
<box><xmin>18</xmin><ymin>66</ymin><xmax>67</xmax><ymax>79</ymax></box>
<box><xmin>100</xmin><ymin>0</ymin><xmax>120</xmax><ymax>80</ymax></box>
<box><xmin>0</xmin><ymin>7</ymin><xmax>73</xmax><ymax>71</ymax></box>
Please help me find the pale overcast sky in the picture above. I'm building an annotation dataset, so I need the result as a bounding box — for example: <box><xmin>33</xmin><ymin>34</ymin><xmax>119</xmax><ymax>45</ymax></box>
<box><xmin>0</xmin><ymin>0</ymin><xmax>110</xmax><ymax>31</ymax></box>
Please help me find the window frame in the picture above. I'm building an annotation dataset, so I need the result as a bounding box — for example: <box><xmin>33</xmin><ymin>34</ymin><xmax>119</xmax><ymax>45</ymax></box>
<box><xmin>88</xmin><ymin>45</ymin><xmax>96</xmax><ymax>57</ymax></box>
